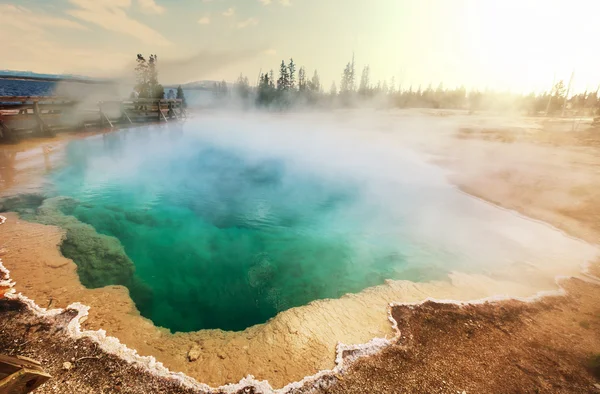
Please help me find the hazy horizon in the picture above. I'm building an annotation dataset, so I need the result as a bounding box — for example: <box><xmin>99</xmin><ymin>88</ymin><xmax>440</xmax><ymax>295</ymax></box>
<box><xmin>1</xmin><ymin>0</ymin><xmax>599</xmax><ymax>93</ymax></box>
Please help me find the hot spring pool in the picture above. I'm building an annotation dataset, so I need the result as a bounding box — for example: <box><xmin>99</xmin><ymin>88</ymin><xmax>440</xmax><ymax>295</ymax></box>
<box><xmin>3</xmin><ymin>118</ymin><xmax>592</xmax><ymax>332</ymax></box>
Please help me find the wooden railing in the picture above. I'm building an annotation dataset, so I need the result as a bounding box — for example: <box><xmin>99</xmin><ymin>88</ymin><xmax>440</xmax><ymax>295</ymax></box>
<box><xmin>0</xmin><ymin>97</ymin><xmax>186</xmax><ymax>141</ymax></box>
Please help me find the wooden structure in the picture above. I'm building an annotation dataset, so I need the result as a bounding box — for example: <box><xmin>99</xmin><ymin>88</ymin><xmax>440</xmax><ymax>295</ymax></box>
<box><xmin>0</xmin><ymin>96</ymin><xmax>186</xmax><ymax>141</ymax></box>
<box><xmin>0</xmin><ymin>354</ymin><xmax>51</xmax><ymax>394</ymax></box>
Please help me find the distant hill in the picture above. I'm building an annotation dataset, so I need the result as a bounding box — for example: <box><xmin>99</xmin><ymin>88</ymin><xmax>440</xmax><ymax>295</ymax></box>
<box><xmin>0</xmin><ymin>70</ymin><xmax>111</xmax><ymax>84</ymax></box>
<box><xmin>1</xmin><ymin>71</ymin><xmax>228</xmax><ymax>90</ymax></box>
<box><xmin>165</xmin><ymin>80</ymin><xmax>231</xmax><ymax>90</ymax></box>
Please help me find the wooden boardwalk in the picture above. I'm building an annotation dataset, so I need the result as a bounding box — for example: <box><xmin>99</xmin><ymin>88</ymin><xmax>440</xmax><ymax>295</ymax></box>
<box><xmin>0</xmin><ymin>96</ymin><xmax>186</xmax><ymax>141</ymax></box>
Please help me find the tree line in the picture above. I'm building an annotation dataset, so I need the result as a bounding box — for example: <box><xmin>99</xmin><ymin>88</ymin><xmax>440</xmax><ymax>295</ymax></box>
<box><xmin>222</xmin><ymin>54</ymin><xmax>598</xmax><ymax>115</ymax></box>
<box><xmin>134</xmin><ymin>53</ymin><xmax>598</xmax><ymax>115</ymax></box>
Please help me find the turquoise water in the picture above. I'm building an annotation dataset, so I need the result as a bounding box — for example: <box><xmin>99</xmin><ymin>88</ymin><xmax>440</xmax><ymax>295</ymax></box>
<box><xmin>17</xmin><ymin>124</ymin><xmax>451</xmax><ymax>332</ymax></box>
<box><xmin>4</xmin><ymin>120</ymin><xmax>552</xmax><ymax>332</ymax></box>
<box><xmin>1</xmin><ymin>117</ymin><xmax>596</xmax><ymax>333</ymax></box>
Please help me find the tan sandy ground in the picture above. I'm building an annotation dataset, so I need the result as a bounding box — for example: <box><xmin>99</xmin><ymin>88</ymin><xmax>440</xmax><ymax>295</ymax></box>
<box><xmin>1</xmin><ymin>113</ymin><xmax>600</xmax><ymax>390</ymax></box>
<box><xmin>311</xmin><ymin>278</ymin><xmax>600</xmax><ymax>394</ymax></box>
<box><xmin>2</xmin><ymin>278</ymin><xmax>599</xmax><ymax>394</ymax></box>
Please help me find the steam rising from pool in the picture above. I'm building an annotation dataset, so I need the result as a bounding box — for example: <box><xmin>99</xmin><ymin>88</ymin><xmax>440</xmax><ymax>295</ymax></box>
<box><xmin>13</xmin><ymin>114</ymin><xmax>591</xmax><ymax>332</ymax></box>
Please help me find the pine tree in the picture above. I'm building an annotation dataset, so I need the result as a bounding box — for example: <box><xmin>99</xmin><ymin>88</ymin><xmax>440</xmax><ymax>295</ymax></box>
<box><xmin>235</xmin><ymin>73</ymin><xmax>250</xmax><ymax>99</ymax></box>
<box><xmin>374</xmin><ymin>80</ymin><xmax>382</xmax><ymax>95</ymax></box>
<box><xmin>147</xmin><ymin>54</ymin><xmax>164</xmax><ymax>99</ymax></box>
<box><xmin>221</xmin><ymin>80</ymin><xmax>228</xmax><ymax>96</ymax></box>
<box><xmin>277</xmin><ymin>60</ymin><xmax>289</xmax><ymax>91</ymax></box>
<box><xmin>288</xmin><ymin>58</ymin><xmax>296</xmax><ymax>90</ymax></box>
<box><xmin>309</xmin><ymin>70</ymin><xmax>321</xmax><ymax>92</ymax></box>
<box><xmin>134</xmin><ymin>54</ymin><xmax>163</xmax><ymax>99</ymax></box>
<box><xmin>134</xmin><ymin>54</ymin><xmax>148</xmax><ymax>96</ymax></box>
<box><xmin>176</xmin><ymin>85</ymin><xmax>187</xmax><ymax>108</ymax></box>
<box><xmin>214</xmin><ymin>81</ymin><xmax>228</xmax><ymax>99</ymax></box>
<box><xmin>341</xmin><ymin>63</ymin><xmax>351</xmax><ymax>93</ymax></box>
<box><xmin>330</xmin><ymin>81</ymin><xmax>337</xmax><ymax>96</ymax></box>
<box><xmin>350</xmin><ymin>53</ymin><xmax>355</xmax><ymax>92</ymax></box>
<box><xmin>340</xmin><ymin>54</ymin><xmax>356</xmax><ymax>95</ymax></box>
<box><xmin>257</xmin><ymin>72</ymin><xmax>274</xmax><ymax>106</ymax></box>
<box><xmin>268</xmin><ymin>70</ymin><xmax>275</xmax><ymax>88</ymax></box>
<box><xmin>298</xmin><ymin>67</ymin><xmax>306</xmax><ymax>92</ymax></box>
<box><xmin>389</xmin><ymin>77</ymin><xmax>396</xmax><ymax>94</ymax></box>
<box><xmin>359</xmin><ymin>65</ymin><xmax>370</xmax><ymax>96</ymax></box>
<box><xmin>147</xmin><ymin>55</ymin><xmax>158</xmax><ymax>87</ymax></box>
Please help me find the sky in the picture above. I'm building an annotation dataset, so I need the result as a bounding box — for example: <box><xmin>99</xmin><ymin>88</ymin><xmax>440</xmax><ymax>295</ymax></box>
<box><xmin>1</xmin><ymin>0</ymin><xmax>600</xmax><ymax>93</ymax></box>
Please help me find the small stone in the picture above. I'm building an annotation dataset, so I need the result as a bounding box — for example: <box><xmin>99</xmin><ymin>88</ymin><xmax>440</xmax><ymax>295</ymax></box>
<box><xmin>62</xmin><ymin>361</ymin><xmax>72</xmax><ymax>370</ymax></box>
<box><xmin>187</xmin><ymin>345</ymin><xmax>201</xmax><ymax>362</ymax></box>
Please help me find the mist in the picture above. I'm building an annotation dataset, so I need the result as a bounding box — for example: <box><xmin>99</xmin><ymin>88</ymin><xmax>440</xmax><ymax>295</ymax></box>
<box><xmin>67</xmin><ymin>110</ymin><xmax>597</xmax><ymax>293</ymax></box>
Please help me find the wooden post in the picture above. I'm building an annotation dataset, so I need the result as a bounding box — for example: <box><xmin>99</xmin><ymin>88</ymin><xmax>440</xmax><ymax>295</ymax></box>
<box><xmin>178</xmin><ymin>100</ymin><xmax>186</xmax><ymax>118</ymax></box>
<box><xmin>33</xmin><ymin>101</ymin><xmax>54</xmax><ymax>137</ymax></box>
<box><xmin>122</xmin><ymin>105</ymin><xmax>133</xmax><ymax>125</ymax></box>
<box><xmin>0</xmin><ymin>354</ymin><xmax>51</xmax><ymax>394</ymax></box>
<box><xmin>33</xmin><ymin>101</ymin><xmax>43</xmax><ymax>135</ymax></box>
<box><xmin>158</xmin><ymin>100</ymin><xmax>168</xmax><ymax>122</ymax></box>
<box><xmin>168</xmin><ymin>101</ymin><xmax>178</xmax><ymax>120</ymax></box>
<box><xmin>0</xmin><ymin>114</ymin><xmax>7</xmax><ymax>140</ymax></box>
<box><xmin>98</xmin><ymin>102</ymin><xmax>114</xmax><ymax>128</ymax></box>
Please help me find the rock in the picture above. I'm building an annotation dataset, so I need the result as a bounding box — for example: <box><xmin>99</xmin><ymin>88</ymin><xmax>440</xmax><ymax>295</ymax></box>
<box><xmin>62</xmin><ymin>361</ymin><xmax>72</xmax><ymax>370</ymax></box>
<box><xmin>594</xmin><ymin>383</ymin><xmax>600</xmax><ymax>390</ymax></box>
<box><xmin>187</xmin><ymin>345</ymin><xmax>201</xmax><ymax>362</ymax></box>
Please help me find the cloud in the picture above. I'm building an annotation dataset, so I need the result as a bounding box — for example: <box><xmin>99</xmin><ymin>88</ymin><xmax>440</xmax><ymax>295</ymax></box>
<box><xmin>198</xmin><ymin>15</ymin><xmax>211</xmax><ymax>24</ymax></box>
<box><xmin>0</xmin><ymin>4</ymin><xmax>87</xmax><ymax>33</ymax></box>
<box><xmin>0</xmin><ymin>5</ymin><xmax>129</xmax><ymax>76</ymax></box>
<box><xmin>237</xmin><ymin>17</ymin><xmax>258</xmax><ymax>29</ymax></box>
<box><xmin>263</xmin><ymin>49</ymin><xmax>277</xmax><ymax>55</ymax></box>
<box><xmin>67</xmin><ymin>0</ymin><xmax>171</xmax><ymax>46</ymax></box>
<box><xmin>137</xmin><ymin>0</ymin><xmax>165</xmax><ymax>14</ymax></box>
<box><xmin>259</xmin><ymin>0</ymin><xmax>289</xmax><ymax>6</ymax></box>
<box><xmin>222</xmin><ymin>7</ymin><xmax>235</xmax><ymax>17</ymax></box>
<box><xmin>148</xmin><ymin>49</ymin><xmax>267</xmax><ymax>84</ymax></box>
